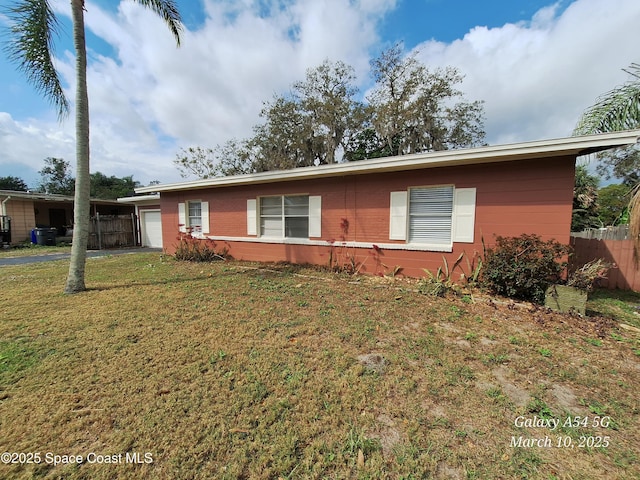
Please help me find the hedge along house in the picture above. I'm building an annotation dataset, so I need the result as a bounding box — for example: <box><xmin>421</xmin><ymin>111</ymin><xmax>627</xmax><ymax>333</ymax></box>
<box><xmin>136</xmin><ymin>131</ymin><xmax>640</xmax><ymax>278</ymax></box>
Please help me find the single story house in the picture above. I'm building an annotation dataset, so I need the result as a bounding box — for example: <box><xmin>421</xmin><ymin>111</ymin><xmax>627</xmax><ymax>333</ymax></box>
<box><xmin>0</xmin><ymin>190</ymin><xmax>135</xmax><ymax>245</ymax></box>
<box><xmin>135</xmin><ymin>131</ymin><xmax>640</xmax><ymax>277</ymax></box>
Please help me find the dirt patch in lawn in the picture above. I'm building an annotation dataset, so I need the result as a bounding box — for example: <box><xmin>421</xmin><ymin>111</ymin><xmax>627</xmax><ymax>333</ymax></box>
<box><xmin>0</xmin><ymin>254</ymin><xmax>638</xmax><ymax>479</ymax></box>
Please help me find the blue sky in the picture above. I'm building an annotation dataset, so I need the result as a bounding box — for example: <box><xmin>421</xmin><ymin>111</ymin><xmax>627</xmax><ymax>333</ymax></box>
<box><xmin>1</xmin><ymin>0</ymin><xmax>638</xmax><ymax>188</ymax></box>
<box><xmin>381</xmin><ymin>0</ymin><xmax>567</xmax><ymax>45</ymax></box>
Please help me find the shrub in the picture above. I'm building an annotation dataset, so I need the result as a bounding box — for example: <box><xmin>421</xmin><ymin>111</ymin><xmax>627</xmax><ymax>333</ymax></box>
<box><xmin>482</xmin><ymin>234</ymin><xmax>570</xmax><ymax>304</ymax></box>
<box><xmin>567</xmin><ymin>258</ymin><xmax>613</xmax><ymax>291</ymax></box>
<box><xmin>174</xmin><ymin>233</ymin><xmax>229</xmax><ymax>262</ymax></box>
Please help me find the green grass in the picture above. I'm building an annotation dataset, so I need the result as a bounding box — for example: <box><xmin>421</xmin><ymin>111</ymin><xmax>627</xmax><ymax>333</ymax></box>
<box><xmin>0</xmin><ymin>252</ymin><xmax>638</xmax><ymax>479</ymax></box>
<box><xmin>588</xmin><ymin>289</ymin><xmax>640</xmax><ymax>329</ymax></box>
<box><xmin>0</xmin><ymin>244</ymin><xmax>71</xmax><ymax>258</ymax></box>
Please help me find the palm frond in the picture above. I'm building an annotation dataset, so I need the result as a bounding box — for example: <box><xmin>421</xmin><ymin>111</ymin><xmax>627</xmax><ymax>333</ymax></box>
<box><xmin>4</xmin><ymin>0</ymin><xmax>69</xmax><ymax>118</ymax></box>
<box><xmin>623</xmin><ymin>62</ymin><xmax>640</xmax><ymax>80</ymax></box>
<box><xmin>629</xmin><ymin>183</ymin><xmax>640</xmax><ymax>258</ymax></box>
<box><xmin>574</xmin><ymin>64</ymin><xmax>640</xmax><ymax>135</ymax></box>
<box><xmin>133</xmin><ymin>0</ymin><xmax>183</xmax><ymax>46</ymax></box>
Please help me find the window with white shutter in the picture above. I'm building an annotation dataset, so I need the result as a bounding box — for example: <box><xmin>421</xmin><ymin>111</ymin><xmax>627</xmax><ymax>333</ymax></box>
<box><xmin>389</xmin><ymin>186</ymin><xmax>476</xmax><ymax>248</ymax></box>
<box><xmin>256</xmin><ymin>195</ymin><xmax>320</xmax><ymax>239</ymax></box>
<box><xmin>408</xmin><ymin>186</ymin><xmax>454</xmax><ymax>245</ymax></box>
<box><xmin>178</xmin><ymin>200</ymin><xmax>209</xmax><ymax>235</ymax></box>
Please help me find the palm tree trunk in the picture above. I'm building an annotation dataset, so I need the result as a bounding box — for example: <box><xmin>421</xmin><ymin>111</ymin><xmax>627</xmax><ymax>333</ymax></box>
<box><xmin>64</xmin><ymin>0</ymin><xmax>90</xmax><ymax>294</ymax></box>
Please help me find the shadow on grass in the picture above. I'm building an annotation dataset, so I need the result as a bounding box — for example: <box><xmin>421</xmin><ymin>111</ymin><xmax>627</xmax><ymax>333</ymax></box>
<box><xmin>586</xmin><ymin>288</ymin><xmax>640</xmax><ymax>328</ymax></box>
<box><xmin>84</xmin><ymin>260</ymin><xmax>327</xmax><ymax>292</ymax></box>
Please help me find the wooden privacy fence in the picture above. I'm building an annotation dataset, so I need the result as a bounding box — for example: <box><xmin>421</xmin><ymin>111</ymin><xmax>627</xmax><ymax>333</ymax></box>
<box><xmin>88</xmin><ymin>213</ymin><xmax>138</xmax><ymax>250</ymax></box>
<box><xmin>571</xmin><ymin>225</ymin><xmax>630</xmax><ymax>240</ymax></box>
<box><xmin>570</xmin><ymin>225</ymin><xmax>639</xmax><ymax>291</ymax></box>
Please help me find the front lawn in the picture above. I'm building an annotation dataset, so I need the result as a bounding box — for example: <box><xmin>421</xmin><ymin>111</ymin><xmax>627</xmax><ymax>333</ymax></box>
<box><xmin>1</xmin><ymin>253</ymin><xmax>638</xmax><ymax>479</ymax></box>
<box><xmin>0</xmin><ymin>244</ymin><xmax>72</xmax><ymax>258</ymax></box>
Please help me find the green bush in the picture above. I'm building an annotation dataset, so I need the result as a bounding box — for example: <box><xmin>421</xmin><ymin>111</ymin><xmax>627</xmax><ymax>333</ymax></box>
<box><xmin>174</xmin><ymin>234</ymin><xmax>229</xmax><ymax>262</ymax></box>
<box><xmin>482</xmin><ymin>234</ymin><xmax>570</xmax><ymax>304</ymax></box>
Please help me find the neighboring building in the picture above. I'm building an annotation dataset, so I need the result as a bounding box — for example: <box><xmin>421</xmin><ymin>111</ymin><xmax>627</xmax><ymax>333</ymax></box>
<box><xmin>0</xmin><ymin>190</ymin><xmax>135</xmax><ymax>245</ymax></box>
<box><xmin>135</xmin><ymin>131</ymin><xmax>640</xmax><ymax>277</ymax></box>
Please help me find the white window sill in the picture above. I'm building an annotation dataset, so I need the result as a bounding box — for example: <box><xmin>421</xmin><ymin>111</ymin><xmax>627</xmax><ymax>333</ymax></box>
<box><xmin>204</xmin><ymin>235</ymin><xmax>453</xmax><ymax>253</ymax></box>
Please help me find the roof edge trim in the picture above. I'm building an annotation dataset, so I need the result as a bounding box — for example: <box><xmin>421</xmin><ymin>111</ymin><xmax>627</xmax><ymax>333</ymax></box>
<box><xmin>136</xmin><ymin>130</ymin><xmax>640</xmax><ymax>194</ymax></box>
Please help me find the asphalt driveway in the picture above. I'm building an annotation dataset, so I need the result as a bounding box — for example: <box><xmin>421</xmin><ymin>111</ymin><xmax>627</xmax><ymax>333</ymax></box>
<box><xmin>0</xmin><ymin>247</ymin><xmax>162</xmax><ymax>266</ymax></box>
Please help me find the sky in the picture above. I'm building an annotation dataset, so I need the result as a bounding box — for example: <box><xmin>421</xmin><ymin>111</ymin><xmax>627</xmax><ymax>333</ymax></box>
<box><xmin>1</xmin><ymin>0</ymin><xmax>639</xmax><ymax>189</ymax></box>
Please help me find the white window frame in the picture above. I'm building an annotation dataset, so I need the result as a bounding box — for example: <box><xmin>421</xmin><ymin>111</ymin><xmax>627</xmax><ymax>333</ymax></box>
<box><xmin>178</xmin><ymin>200</ymin><xmax>209</xmax><ymax>236</ymax></box>
<box><xmin>188</xmin><ymin>201</ymin><xmax>203</xmax><ymax>234</ymax></box>
<box><xmin>259</xmin><ymin>195</ymin><xmax>309</xmax><ymax>239</ymax></box>
<box><xmin>389</xmin><ymin>186</ymin><xmax>476</xmax><ymax>251</ymax></box>
<box><xmin>246</xmin><ymin>195</ymin><xmax>321</xmax><ymax>239</ymax></box>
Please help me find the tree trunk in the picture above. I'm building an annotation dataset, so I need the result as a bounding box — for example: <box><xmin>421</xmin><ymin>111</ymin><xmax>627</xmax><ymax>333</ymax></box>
<box><xmin>65</xmin><ymin>0</ymin><xmax>90</xmax><ymax>294</ymax></box>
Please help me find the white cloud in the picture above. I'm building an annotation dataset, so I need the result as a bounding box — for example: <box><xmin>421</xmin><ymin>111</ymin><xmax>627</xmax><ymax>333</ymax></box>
<box><xmin>0</xmin><ymin>113</ymin><xmax>74</xmax><ymax>187</ymax></box>
<box><xmin>38</xmin><ymin>0</ymin><xmax>394</xmax><ymax>184</ymax></box>
<box><xmin>2</xmin><ymin>0</ymin><xmax>639</xmax><ymax>187</ymax></box>
<box><xmin>414</xmin><ymin>0</ymin><xmax>640</xmax><ymax>144</ymax></box>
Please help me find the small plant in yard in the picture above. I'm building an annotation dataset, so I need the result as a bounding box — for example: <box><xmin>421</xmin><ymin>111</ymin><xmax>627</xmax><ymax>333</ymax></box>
<box><xmin>460</xmin><ymin>249</ymin><xmax>484</xmax><ymax>287</ymax></box>
<box><xmin>567</xmin><ymin>258</ymin><xmax>613</xmax><ymax>292</ymax></box>
<box><xmin>419</xmin><ymin>251</ymin><xmax>485</xmax><ymax>297</ymax></box>
<box><xmin>482</xmin><ymin>353</ymin><xmax>509</xmax><ymax>365</ymax></box>
<box><xmin>526</xmin><ymin>397</ymin><xmax>555</xmax><ymax>419</ymax></box>
<box><xmin>418</xmin><ymin>254</ymin><xmax>464</xmax><ymax>296</ymax></box>
<box><xmin>482</xmin><ymin>233</ymin><xmax>570</xmax><ymax>304</ymax></box>
<box><xmin>539</xmin><ymin>347</ymin><xmax>552</xmax><ymax>358</ymax></box>
<box><xmin>343</xmin><ymin>425</ymin><xmax>382</xmax><ymax>457</ymax></box>
<box><xmin>174</xmin><ymin>228</ymin><xmax>229</xmax><ymax>262</ymax></box>
<box><xmin>369</xmin><ymin>244</ymin><xmax>387</xmax><ymax>276</ymax></box>
<box><xmin>327</xmin><ymin>218</ymin><xmax>364</xmax><ymax>274</ymax></box>
<box><xmin>327</xmin><ymin>221</ymin><xmax>400</xmax><ymax>277</ymax></box>
<box><xmin>387</xmin><ymin>264</ymin><xmax>404</xmax><ymax>278</ymax></box>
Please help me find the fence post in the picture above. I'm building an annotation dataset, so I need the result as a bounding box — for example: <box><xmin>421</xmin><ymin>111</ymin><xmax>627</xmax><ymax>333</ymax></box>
<box><xmin>131</xmin><ymin>212</ymin><xmax>138</xmax><ymax>247</ymax></box>
<box><xmin>96</xmin><ymin>212</ymin><xmax>102</xmax><ymax>250</ymax></box>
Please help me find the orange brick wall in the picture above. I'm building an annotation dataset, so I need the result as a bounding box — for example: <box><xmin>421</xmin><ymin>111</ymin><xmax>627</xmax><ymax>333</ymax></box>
<box><xmin>161</xmin><ymin>156</ymin><xmax>575</xmax><ymax>277</ymax></box>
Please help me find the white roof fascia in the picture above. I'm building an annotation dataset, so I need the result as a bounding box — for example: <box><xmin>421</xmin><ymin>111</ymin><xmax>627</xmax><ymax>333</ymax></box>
<box><xmin>0</xmin><ymin>190</ymin><xmax>75</xmax><ymax>201</ymax></box>
<box><xmin>117</xmin><ymin>194</ymin><xmax>160</xmax><ymax>205</ymax></box>
<box><xmin>0</xmin><ymin>190</ymin><xmax>126</xmax><ymax>205</ymax></box>
<box><xmin>135</xmin><ymin>130</ymin><xmax>640</xmax><ymax>194</ymax></box>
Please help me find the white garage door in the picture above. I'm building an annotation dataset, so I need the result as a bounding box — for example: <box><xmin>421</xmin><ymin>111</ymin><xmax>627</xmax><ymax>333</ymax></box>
<box><xmin>141</xmin><ymin>210</ymin><xmax>163</xmax><ymax>248</ymax></box>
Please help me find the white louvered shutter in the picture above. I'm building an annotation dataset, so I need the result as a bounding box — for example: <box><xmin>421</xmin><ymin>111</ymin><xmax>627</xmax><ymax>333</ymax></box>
<box><xmin>408</xmin><ymin>186</ymin><xmax>454</xmax><ymax>245</ymax></box>
<box><xmin>178</xmin><ymin>203</ymin><xmax>186</xmax><ymax>233</ymax></box>
<box><xmin>247</xmin><ymin>199</ymin><xmax>257</xmax><ymax>235</ymax></box>
<box><xmin>308</xmin><ymin>196</ymin><xmax>322</xmax><ymax>238</ymax></box>
<box><xmin>389</xmin><ymin>191</ymin><xmax>408</xmax><ymax>240</ymax></box>
<box><xmin>452</xmin><ymin>188</ymin><xmax>476</xmax><ymax>243</ymax></box>
<box><xmin>201</xmin><ymin>201</ymin><xmax>210</xmax><ymax>234</ymax></box>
